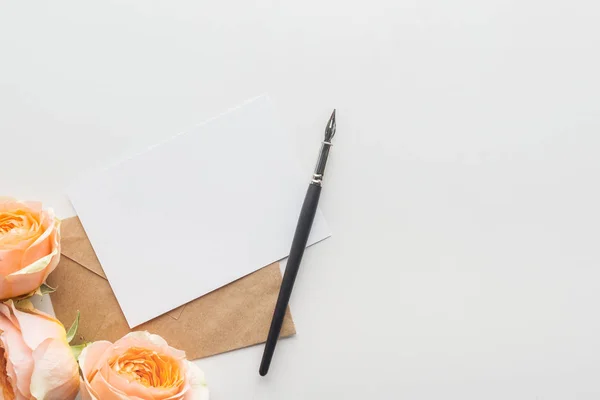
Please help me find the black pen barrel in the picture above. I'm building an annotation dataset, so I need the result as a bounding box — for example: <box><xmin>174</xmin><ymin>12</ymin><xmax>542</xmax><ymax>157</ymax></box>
<box><xmin>259</xmin><ymin>183</ymin><xmax>322</xmax><ymax>376</ymax></box>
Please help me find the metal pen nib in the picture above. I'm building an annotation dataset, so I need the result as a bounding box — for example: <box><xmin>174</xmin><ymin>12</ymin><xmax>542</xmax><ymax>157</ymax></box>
<box><xmin>311</xmin><ymin>109</ymin><xmax>336</xmax><ymax>186</ymax></box>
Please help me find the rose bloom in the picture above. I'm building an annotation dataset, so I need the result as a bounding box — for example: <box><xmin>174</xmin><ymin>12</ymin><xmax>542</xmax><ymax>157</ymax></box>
<box><xmin>0</xmin><ymin>198</ymin><xmax>61</xmax><ymax>299</ymax></box>
<box><xmin>0</xmin><ymin>300</ymin><xmax>79</xmax><ymax>399</ymax></box>
<box><xmin>80</xmin><ymin>332</ymin><xmax>209</xmax><ymax>400</ymax></box>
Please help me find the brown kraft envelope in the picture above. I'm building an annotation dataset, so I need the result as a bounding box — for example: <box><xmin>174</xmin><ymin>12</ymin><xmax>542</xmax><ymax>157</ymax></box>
<box><xmin>48</xmin><ymin>216</ymin><xmax>295</xmax><ymax>360</ymax></box>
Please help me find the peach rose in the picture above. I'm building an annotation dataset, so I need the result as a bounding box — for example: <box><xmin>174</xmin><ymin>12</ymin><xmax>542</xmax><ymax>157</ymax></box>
<box><xmin>79</xmin><ymin>331</ymin><xmax>209</xmax><ymax>400</ymax></box>
<box><xmin>0</xmin><ymin>198</ymin><xmax>61</xmax><ymax>300</ymax></box>
<box><xmin>0</xmin><ymin>300</ymin><xmax>79</xmax><ymax>399</ymax></box>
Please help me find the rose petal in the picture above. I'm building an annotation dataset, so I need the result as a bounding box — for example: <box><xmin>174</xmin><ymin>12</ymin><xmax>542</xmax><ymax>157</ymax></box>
<box><xmin>80</xmin><ymin>378</ymin><xmax>97</xmax><ymax>400</ymax></box>
<box><xmin>81</xmin><ymin>333</ymin><xmax>208</xmax><ymax>400</ymax></box>
<box><xmin>79</xmin><ymin>341</ymin><xmax>112</xmax><ymax>378</ymax></box>
<box><xmin>30</xmin><ymin>338</ymin><xmax>79</xmax><ymax>400</ymax></box>
<box><xmin>80</xmin><ymin>377</ymin><xmax>104</xmax><ymax>400</ymax></box>
<box><xmin>0</xmin><ymin>302</ymin><xmax>18</xmax><ymax>326</ymax></box>
<box><xmin>0</xmin><ymin>197</ymin><xmax>17</xmax><ymax>204</ymax></box>
<box><xmin>10</xmin><ymin>247</ymin><xmax>57</xmax><ymax>276</ymax></box>
<box><xmin>101</xmin><ymin>354</ymin><xmax>187</xmax><ymax>400</ymax></box>
<box><xmin>21</xmin><ymin>202</ymin><xmax>42</xmax><ymax>212</ymax></box>
<box><xmin>0</xmin><ymin>200</ymin><xmax>40</xmax><ymax>213</ymax></box>
<box><xmin>89</xmin><ymin>365</ymin><xmax>140</xmax><ymax>400</ymax></box>
<box><xmin>0</xmin><ymin>312</ymin><xmax>33</xmax><ymax>398</ymax></box>
<box><xmin>104</xmin><ymin>332</ymin><xmax>189</xmax><ymax>397</ymax></box>
<box><xmin>0</xmin><ymin>204</ymin><xmax>60</xmax><ymax>299</ymax></box>
<box><xmin>112</xmin><ymin>331</ymin><xmax>186</xmax><ymax>361</ymax></box>
<box><xmin>184</xmin><ymin>362</ymin><xmax>210</xmax><ymax>400</ymax></box>
<box><xmin>9</xmin><ymin>301</ymin><xmax>67</xmax><ymax>350</ymax></box>
<box><xmin>0</xmin><ymin>201</ymin><xmax>44</xmax><ymax>254</ymax></box>
<box><xmin>0</xmin><ymin>248</ymin><xmax>25</xmax><ymax>277</ymax></box>
<box><xmin>99</xmin><ymin>333</ymin><xmax>188</xmax><ymax>399</ymax></box>
<box><xmin>103</xmin><ymin>365</ymin><xmax>185</xmax><ymax>399</ymax></box>
<box><xmin>79</xmin><ymin>342</ymin><xmax>113</xmax><ymax>400</ymax></box>
<box><xmin>0</xmin><ymin>211</ymin><xmax>41</xmax><ymax>250</ymax></box>
<box><xmin>22</xmin><ymin>212</ymin><xmax>59</xmax><ymax>268</ymax></box>
<box><xmin>0</xmin><ymin>249</ymin><xmax>60</xmax><ymax>300</ymax></box>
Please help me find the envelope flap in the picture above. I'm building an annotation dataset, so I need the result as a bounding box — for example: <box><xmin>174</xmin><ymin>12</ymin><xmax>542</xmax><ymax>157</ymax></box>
<box><xmin>49</xmin><ymin>257</ymin><xmax>296</xmax><ymax>361</ymax></box>
<box><xmin>60</xmin><ymin>216</ymin><xmax>107</xmax><ymax>279</ymax></box>
<box><xmin>166</xmin><ymin>305</ymin><xmax>185</xmax><ymax>320</ymax></box>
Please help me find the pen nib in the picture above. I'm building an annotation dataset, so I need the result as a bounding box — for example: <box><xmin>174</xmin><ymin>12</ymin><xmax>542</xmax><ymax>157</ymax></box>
<box><xmin>324</xmin><ymin>109</ymin><xmax>336</xmax><ymax>142</ymax></box>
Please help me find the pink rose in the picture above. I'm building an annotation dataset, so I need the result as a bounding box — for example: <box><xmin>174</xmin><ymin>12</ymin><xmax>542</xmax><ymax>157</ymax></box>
<box><xmin>0</xmin><ymin>300</ymin><xmax>79</xmax><ymax>399</ymax></box>
<box><xmin>79</xmin><ymin>331</ymin><xmax>209</xmax><ymax>400</ymax></box>
<box><xmin>0</xmin><ymin>198</ymin><xmax>61</xmax><ymax>299</ymax></box>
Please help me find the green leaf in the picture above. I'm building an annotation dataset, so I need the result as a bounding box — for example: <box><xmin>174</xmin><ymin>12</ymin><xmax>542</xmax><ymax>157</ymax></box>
<box><xmin>66</xmin><ymin>311</ymin><xmax>80</xmax><ymax>343</ymax></box>
<box><xmin>36</xmin><ymin>283</ymin><xmax>57</xmax><ymax>296</ymax></box>
<box><xmin>70</xmin><ymin>343</ymin><xmax>88</xmax><ymax>361</ymax></box>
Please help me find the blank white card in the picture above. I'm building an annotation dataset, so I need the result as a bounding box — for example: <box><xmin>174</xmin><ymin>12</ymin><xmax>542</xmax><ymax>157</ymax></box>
<box><xmin>68</xmin><ymin>96</ymin><xmax>331</xmax><ymax>327</ymax></box>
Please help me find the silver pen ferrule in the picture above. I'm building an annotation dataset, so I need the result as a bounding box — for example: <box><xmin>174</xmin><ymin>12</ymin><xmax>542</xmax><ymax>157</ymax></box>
<box><xmin>311</xmin><ymin>141</ymin><xmax>333</xmax><ymax>186</ymax></box>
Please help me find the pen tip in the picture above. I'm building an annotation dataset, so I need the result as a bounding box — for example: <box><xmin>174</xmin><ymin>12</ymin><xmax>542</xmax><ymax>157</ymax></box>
<box><xmin>325</xmin><ymin>109</ymin><xmax>337</xmax><ymax>141</ymax></box>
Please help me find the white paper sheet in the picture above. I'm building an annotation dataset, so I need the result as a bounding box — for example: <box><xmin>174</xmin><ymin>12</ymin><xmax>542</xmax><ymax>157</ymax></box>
<box><xmin>68</xmin><ymin>96</ymin><xmax>331</xmax><ymax>327</ymax></box>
